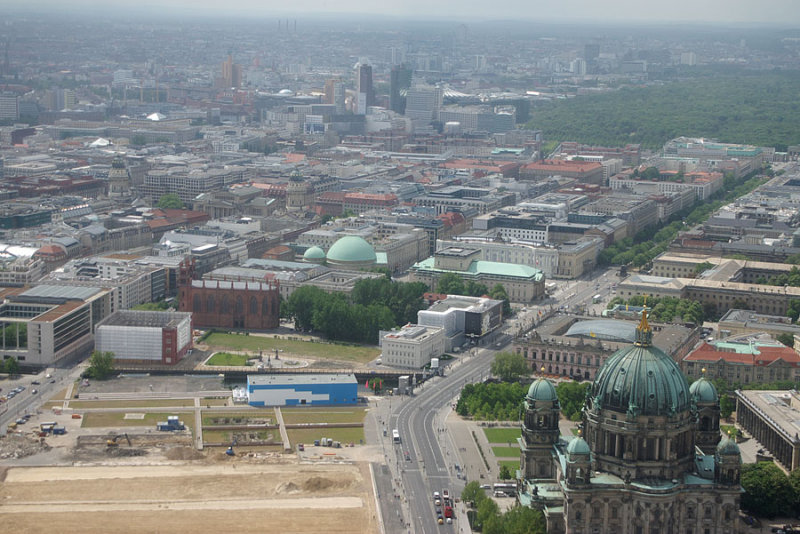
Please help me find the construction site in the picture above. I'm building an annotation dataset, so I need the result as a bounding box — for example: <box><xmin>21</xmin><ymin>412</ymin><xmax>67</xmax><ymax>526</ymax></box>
<box><xmin>0</xmin><ymin>374</ymin><xmax>380</xmax><ymax>534</ymax></box>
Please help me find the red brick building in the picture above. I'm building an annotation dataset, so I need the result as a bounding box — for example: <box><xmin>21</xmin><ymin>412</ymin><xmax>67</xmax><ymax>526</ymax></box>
<box><xmin>178</xmin><ymin>262</ymin><xmax>280</xmax><ymax>330</ymax></box>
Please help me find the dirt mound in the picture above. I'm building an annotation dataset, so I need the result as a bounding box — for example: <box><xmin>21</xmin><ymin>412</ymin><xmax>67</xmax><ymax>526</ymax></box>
<box><xmin>303</xmin><ymin>476</ymin><xmax>349</xmax><ymax>492</ymax></box>
<box><xmin>0</xmin><ymin>433</ymin><xmax>51</xmax><ymax>460</ymax></box>
<box><xmin>275</xmin><ymin>481</ymin><xmax>301</xmax><ymax>494</ymax></box>
<box><xmin>164</xmin><ymin>447</ymin><xmax>205</xmax><ymax>461</ymax></box>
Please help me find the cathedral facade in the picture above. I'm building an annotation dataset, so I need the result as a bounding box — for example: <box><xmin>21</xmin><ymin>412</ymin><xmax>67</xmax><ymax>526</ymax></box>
<box><xmin>518</xmin><ymin>311</ymin><xmax>743</xmax><ymax>534</ymax></box>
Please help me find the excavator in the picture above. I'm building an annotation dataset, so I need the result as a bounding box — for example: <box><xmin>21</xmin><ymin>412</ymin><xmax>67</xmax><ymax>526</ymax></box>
<box><xmin>106</xmin><ymin>433</ymin><xmax>131</xmax><ymax>447</ymax></box>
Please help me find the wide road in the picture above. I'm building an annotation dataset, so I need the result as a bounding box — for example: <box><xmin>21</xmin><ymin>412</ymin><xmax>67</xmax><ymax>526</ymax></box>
<box><xmin>392</xmin><ymin>345</ymin><xmax>496</xmax><ymax>534</ymax></box>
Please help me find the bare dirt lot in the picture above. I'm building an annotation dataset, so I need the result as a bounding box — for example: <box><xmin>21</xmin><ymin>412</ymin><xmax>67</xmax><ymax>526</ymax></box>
<box><xmin>0</xmin><ymin>461</ymin><xmax>379</xmax><ymax>534</ymax></box>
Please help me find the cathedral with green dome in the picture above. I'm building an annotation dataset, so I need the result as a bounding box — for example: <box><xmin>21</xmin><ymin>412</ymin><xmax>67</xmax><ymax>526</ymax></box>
<box><xmin>518</xmin><ymin>309</ymin><xmax>743</xmax><ymax>534</ymax></box>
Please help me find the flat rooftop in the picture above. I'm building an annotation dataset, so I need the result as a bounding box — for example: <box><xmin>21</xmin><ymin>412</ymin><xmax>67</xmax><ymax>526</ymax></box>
<box><xmin>98</xmin><ymin>310</ymin><xmax>191</xmax><ymax>329</ymax></box>
<box><xmin>247</xmin><ymin>373</ymin><xmax>357</xmax><ymax>386</ymax></box>
<box><xmin>736</xmin><ymin>390</ymin><xmax>800</xmax><ymax>443</ymax></box>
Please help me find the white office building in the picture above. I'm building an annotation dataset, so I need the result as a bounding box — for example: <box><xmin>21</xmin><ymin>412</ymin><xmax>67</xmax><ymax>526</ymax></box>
<box><xmin>381</xmin><ymin>324</ymin><xmax>445</xmax><ymax>369</ymax></box>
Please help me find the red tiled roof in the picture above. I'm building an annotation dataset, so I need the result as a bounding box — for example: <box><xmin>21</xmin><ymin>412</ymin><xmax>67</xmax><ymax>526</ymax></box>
<box><xmin>684</xmin><ymin>342</ymin><xmax>800</xmax><ymax>367</ymax></box>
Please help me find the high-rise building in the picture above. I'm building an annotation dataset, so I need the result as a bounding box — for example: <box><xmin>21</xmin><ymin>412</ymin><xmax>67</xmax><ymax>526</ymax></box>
<box><xmin>584</xmin><ymin>43</ymin><xmax>600</xmax><ymax>61</ymax></box>
<box><xmin>388</xmin><ymin>47</ymin><xmax>405</xmax><ymax>66</ymax></box>
<box><xmin>390</xmin><ymin>64</ymin><xmax>412</xmax><ymax>114</ymax></box>
<box><xmin>404</xmin><ymin>85</ymin><xmax>443</xmax><ymax>122</ymax></box>
<box><xmin>220</xmin><ymin>54</ymin><xmax>243</xmax><ymax>89</ymax></box>
<box><xmin>356</xmin><ymin>63</ymin><xmax>374</xmax><ymax>115</ymax></box>
<box><xmin>680</xmin><ymin>52</ymin><xmax>697</xmax><ymax>66</ymax></box>
<box><xmin>324</xmin><ymin>78</ymin><xmax>346</xmax><ymax>114</ymax></box>
<box><xmin>0</xmin><ymin>93</ymin><xmax>18</xmax><ymax>120</ymax></box>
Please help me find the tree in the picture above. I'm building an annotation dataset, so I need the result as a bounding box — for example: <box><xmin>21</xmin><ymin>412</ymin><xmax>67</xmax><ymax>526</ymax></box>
<box><xmin>461</xmin><ymin>481</ymin><xmax>484</xmax><ymax>506</ymax></box>
<box><xmin>494</xmin><ymin>506</ymin><xmax>547</xmax><ymax>534</ymax></box>
<box><xmin>498</xmin><ymin>464</ymin><xmax>512</xmax><ymax>481</ymax></box>
<box><xmin>367</xmin><ymin>377</ymin><xmax>383</xmax><ymax>394</ymax></box>
<box><xmin>489</xmin><ymin>284</ymin><xmax>512</xmax><ymax>317</ymax></box>
<box><xmin>788</xmin><ymin>299</ymin><xmax>800</xmax><ymax>323</ymax></box>
<box><xmin>437</xmin><ymin>273</ymin><xmax>464</xmax><ymax>295</ymax></box>
<box><xmin>491</xmin><ymin>352</ymin><xmax>529</xmax><ymax>382</ymax></box>
<box><xmin>157</xmin><ymin>193</ymin><xmax>184</xmax><ymax>210</ymax></box>
<box><xmin>556</xmin><ymin>381</ymin><xmax>590</xmax><ymax>421</ymax></box>
<box><xmin>741</xmin><ymin>461</ymin><xmax>796</xmax><ymax>518</ymax></box>
<box><xmin>3</xmin><ymin>357</ymin><xmax>19</xmax><ymax>376</ymax></box>
<box><xmin>693</xmin><ymin>262</ymin><xmax>713</xmax><ymax>276</ymax></box>
<box><xmin>777</xmin><ymin>332</ymin><xmax>795</xmax><ymax>348</ymax></box>
<box><xmin>87</xmin><ymin>350</ymin><xmax>115</xmax><ymax>380</ymax></box>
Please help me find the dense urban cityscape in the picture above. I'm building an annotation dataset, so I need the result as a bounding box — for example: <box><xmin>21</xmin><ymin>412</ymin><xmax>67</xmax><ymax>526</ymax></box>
<box><xmin>0</xmin><ymin>4</ymin><xmax>799</xmax><ymax>534</ymax></box>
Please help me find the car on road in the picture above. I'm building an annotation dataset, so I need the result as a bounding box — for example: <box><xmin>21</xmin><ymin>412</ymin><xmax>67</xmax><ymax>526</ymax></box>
<box><xmin>437</xmin><ymin>515</ymin><xmax>444</xmax><ymax>525</ymax></box>
<box><xmin>31</xmin><ymin>380</ymin><xmax>40</xmax><ymax>385</ymax></box>
<box><xmin>31</xmin><ymin>389</ymin><xmax>37</xmax><ymax>394</ymax></box>
<box><xmin>15</xmin><ymin>418</ymin><xmax>26</xmax><ymax>425</ymax></box>
<box><xmin>49</xmin><ymin>379</ymin><xmax>56</xmax><ymax>384</ymax></box>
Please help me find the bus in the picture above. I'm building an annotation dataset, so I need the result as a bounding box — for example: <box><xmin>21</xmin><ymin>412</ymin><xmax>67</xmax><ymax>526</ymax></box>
<box><xmin>392</xmin><ymin>429</ymin><xmax>400</xmax><ymax>443</ymax></box>
<box><xmin>592</xmin><ymin>294</ymin><xmax>602</xmax><ymax>304</ymax></box>
<box><xmin>493</xmin><ymin>483</ymin><xmax>516</xmax><ymax>496</ymax></box>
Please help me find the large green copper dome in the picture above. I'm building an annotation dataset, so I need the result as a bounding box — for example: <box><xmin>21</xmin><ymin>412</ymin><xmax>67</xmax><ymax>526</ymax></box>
<box><xmin>590</xmin><ymin>309</ymin><xmax>690</xmax><ymax>417</ymax></box>
<box><xmin>326</xmin><ymin>235</ymin><xmax>377</xmax><ymax>264</ymax></box>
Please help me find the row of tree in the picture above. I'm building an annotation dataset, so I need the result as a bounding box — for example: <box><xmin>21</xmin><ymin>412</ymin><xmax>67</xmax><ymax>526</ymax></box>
<box><xmin>461</xmin><ymin>481</ymin><xmax>546</xmax><ymax>534</ymax></box>
<box><xmin>606</xmin><ymin>295</ymin><xmax>705</xmax><ymax>325</ymax></box>
<box><xmin>282</xmin><ymin>279</ymin><xmax>428</xmax><ymax>345</ymax></box>
<box><xmin>456</xmin><ymin>382</ymin><xmax>527</xmax><ymax>421</ymax></box>
<box><xmin>436</xmin><ymin>273</ymin><xmax>512</xmax><ymax>317</ymax></box>
<box><xmin>598</xmin><ymin>171</ymin><xmax>767</xmax><ymax>268</ymax></box>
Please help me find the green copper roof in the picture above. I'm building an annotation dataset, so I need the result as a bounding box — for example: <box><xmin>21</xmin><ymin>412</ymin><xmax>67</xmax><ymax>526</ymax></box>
<box><xmin>689</xmin><ymin>377</ymin><xmax>718</xmax><ymax>404</ymax></box>
<box><xmin>716</xmin><ymin>435</ymin><xmax>740</xmax><ymax>456</ymax></box>
<box><xmin>411</xmin><ymin>257</ymin><xmax>543</xmax><ymax>281</ymax></box>
<box><xmin>527</xmin><ymin>378</ymin><xmax>558</xmax><ymax>402</ymax></box>
<box><xmin>303</xmin><ymin>246</ymin><xmax>326</xmax><ymax>260</ymax></box>
<box><xmin>591</xmin><ymin>310</ymin><xmax>690</xmax><ymax>417</ymax></box>
<box><xmin>591</xmin><ymin>343</ymin><xmax>690</xmax><ymax>417</ymax></box>
<box><xmin>326</xmin><ymin>235</ymin><xmax>377</xmax><ymax>264</ymax></box>
<box><xmin>566</xmin><ymin>436</ymin><xmax>591</xmax><ymax>456</ymax></box>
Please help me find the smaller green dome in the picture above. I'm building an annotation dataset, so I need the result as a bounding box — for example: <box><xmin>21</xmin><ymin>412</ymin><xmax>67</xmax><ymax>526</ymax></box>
<box><xmin>527</xmin><ymin>378</ymin><xmax>558</xmax><ymax>402</ymax></box>
<box><xmin>566</xmin><ymin>436</ymin><xmax>591</xmax><ymax>457</ymax></box>
<box><xmin>716</xmin><ymin>435</ymin><xmax>740</xmax><ymax>456</ymax></box>
<box><xmin>689</xmin><ymin>377</ymin><xmax>718</xmax><ymax>404</ymax></box>
<box><xmin>303</xmin><ymin>246</ymin><xmax>326</xmax><ymax>260</ymax></box>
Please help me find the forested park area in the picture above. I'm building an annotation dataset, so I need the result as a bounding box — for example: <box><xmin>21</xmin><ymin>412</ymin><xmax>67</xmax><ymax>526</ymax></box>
<box><xmin>528</xmin><ymin>70</ymin><xmax>800</xmax><ymax>150</ymax></box>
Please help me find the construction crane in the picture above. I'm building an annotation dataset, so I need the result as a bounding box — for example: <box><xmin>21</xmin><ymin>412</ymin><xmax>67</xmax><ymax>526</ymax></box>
<box><xmin>107</xmin><ymin>433</ymin><xmax>131</xmax><ymax>447</ymax></box>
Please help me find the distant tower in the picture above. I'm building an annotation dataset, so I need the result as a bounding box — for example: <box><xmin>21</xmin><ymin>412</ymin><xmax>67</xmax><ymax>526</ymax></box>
<box><xmin>324</xmin><ymin>78</ymin><xmax>345</xmax><ymax>114</ymax></box>
<box><xmin>286</xmin><ymin>171</ymin><xmax>311</xmax><ymax>210</ymax></box>
<box><xmin>220</xmin><ymin>55</ymin><xmax>242</xmax><ymax>89</ymax></box>
<box><xmin>107</xmin><ymin>154</ymin><xmax>131</xmax><ymax>199</ymax></box>
<box><xmin>390</xmin><ymin>64</ymin><xmax>412</xmax><ymax>114</ymax></box>
<box><xmin>356</xmin><ymin>63</ymin><xmax>374</xmax><ymax>115</ymax></box>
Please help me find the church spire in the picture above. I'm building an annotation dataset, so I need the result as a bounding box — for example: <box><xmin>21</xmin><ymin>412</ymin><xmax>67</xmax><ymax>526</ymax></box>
<box><xmin>634</xmin><ymin>300</ymin><xmax>652</xmax><ymax>347</ymax></box>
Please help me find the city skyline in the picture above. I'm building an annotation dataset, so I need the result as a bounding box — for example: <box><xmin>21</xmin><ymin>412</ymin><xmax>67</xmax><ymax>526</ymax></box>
<box><xmin>3</xmin><ymin>0</ymin><xmax>800</xmax><ymax>26</ymax></box>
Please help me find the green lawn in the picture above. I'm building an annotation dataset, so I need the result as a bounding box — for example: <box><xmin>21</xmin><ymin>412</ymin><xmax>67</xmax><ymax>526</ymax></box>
<box><xmin>498</xmin><ymin>459</ymin><xmax>520</xmax><ymax>472</ymax></box>
<box><xmin>204</xmin><ymin>333</ymin><xmax>380</xmax><ymax>364</ymax></box>
<box><xmin>81</xmin><ymin>412</ymin><xmax>194</xmax><ymax>430</ymax></box>
<box><xmin>71</xmin><ymin>399</ymin><xmax>197</xmax><ymax>409</ymax></box>
<box><xmin>287</xmin><ymin>427</ymin><xmax>365</xmax><ymax>445</ymax></box>
<box><xmin>281</xmin><ymin>408</ymin><xmax>367</xmax><ymax>425</ymax></box>
<box><xmin>720</xmin><ymin>424</ymin><xmax>739</xmax><ymax>439</ymax></box>
<box><xmin>483</xmin><ymin>428</ymin><xmax>521</xmax><ymax>444</ymax></box>
<box><xmin>491</xmin><ymin>446</ymin><xmax>519</xmax><ymax>458</ymax></box>
<box><xmin>206</xmin><ymin>352</ymin><xmax>252</xmax><ymax>366</ymax></box>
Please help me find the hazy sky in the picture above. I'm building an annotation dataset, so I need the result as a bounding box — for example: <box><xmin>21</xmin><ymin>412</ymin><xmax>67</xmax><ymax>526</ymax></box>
<box><xmin>6</xmin><ymin>0</ymin><xmax>800</xmax><ymax>25</ymax></box>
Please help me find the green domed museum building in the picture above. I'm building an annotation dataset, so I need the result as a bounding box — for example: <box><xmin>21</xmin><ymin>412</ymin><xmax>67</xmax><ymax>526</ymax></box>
<box><xmin>518</xmin><ymin>310</ymin><xmax>743</xmax><ymax>534</ymax></box>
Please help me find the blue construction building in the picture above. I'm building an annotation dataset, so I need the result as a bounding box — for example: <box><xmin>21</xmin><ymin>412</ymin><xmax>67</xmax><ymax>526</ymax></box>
<box><xmin>246</xmin><ymin>374</ymin><xmax>358</xmax><ymax>407</ymax></box>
